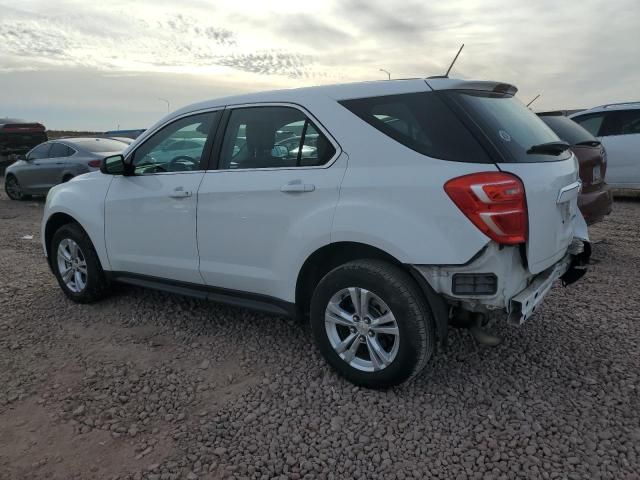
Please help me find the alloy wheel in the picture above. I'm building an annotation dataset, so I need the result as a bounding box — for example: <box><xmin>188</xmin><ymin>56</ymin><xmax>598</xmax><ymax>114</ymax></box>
<box><xmin>324</xmin><ymin>287</ymin><xmax>400</xmax><ymax>372</ymax></box>
<box><xmin>57</xmin><ymin>238</ymin><xmax>88</xmax><ymax>293</ymax></box>
<box><xmin>5</xmin><ymin>176</ymin><xmax>23</xmax><ymax>200</ymax></box>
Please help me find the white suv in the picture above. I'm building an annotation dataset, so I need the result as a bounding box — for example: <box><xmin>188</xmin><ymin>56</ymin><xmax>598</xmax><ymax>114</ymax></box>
<box><xmin>42</xmin><ymin>78</ymin><xmax>590</xmax><ymax>388</ymax></box>
<box><xmin>570</xmin><ymin>102</ymin><xmax>640</xmax><ymax>190</ymax></box>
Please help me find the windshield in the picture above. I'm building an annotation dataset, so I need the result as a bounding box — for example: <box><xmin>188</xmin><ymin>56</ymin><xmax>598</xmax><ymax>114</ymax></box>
<box><xmin>72</xmin><ymin>138</ymin><xmax>128</xmax><ymax>153</ymax></box>
<box><xmin>539</xmin><ymin>115</ymin><xmax>597</xmax><ymax>145</ymax></box>
<box><xmin>445</xmin><ymin>91</ymin><xmax>570</xmax><ymax>163</ymax></box>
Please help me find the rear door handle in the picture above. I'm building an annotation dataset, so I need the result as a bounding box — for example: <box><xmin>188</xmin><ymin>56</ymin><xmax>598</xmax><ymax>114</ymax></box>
<box><xmin>280</xmin><ymin>182</ymin><xmax>315</xmax><ymax>193</ymax></box>
<box><xmin>169</xmin><ymin>187</ymin><xmax>192</xmax><ymax>198</ymax></box>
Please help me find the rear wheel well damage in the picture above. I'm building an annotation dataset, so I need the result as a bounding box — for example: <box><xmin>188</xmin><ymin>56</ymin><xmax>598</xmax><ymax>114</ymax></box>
<box><xmin>295</xmin><ymin>242</ymin><xmax>449</xmax><ymax>345</ymax></box>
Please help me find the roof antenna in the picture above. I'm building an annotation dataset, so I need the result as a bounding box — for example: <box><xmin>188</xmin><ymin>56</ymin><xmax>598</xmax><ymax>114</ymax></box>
<box><xmin>526</xmin><ymin>94</ymin><xmax>541</xmax><ymax>108</ymax></box>
<box><xmin>444</xmin><ymin>44</ymin><xmax>464</xmax><ymax>78</ymax></box>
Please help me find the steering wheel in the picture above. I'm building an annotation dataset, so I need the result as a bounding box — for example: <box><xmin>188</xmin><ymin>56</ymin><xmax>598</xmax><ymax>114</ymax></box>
<box><xmin>169</xmin><ymin>156</ymin><xmax>198</xmax><ymax>171</ymax></box>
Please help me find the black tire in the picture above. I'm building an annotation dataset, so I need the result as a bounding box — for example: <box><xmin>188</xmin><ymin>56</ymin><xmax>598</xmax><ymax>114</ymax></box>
<box><xmin>62</xmin><ymin>175</ymin><xmax>74</xmax><ymax>183</ymax></box>
<box><xmin>51</xmin><ymin>223</ymin><xmax>110</xmax><ymax>303</ymax></box>
<box><xmin>310</xmin><ymin>259</ymin><xmax>435</xmax><ymax>388</ymax></box>
<box><xmin>4</xmin><ymin>175</ymin><xmax>31</xmax><ymax>201</ymax></box>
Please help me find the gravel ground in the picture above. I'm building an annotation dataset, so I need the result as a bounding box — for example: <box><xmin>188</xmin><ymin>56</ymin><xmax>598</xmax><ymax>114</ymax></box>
<box><xmin>0</xmin><ymin>183</ymin><xmax>639</xmax><ymax>480</ymax></box>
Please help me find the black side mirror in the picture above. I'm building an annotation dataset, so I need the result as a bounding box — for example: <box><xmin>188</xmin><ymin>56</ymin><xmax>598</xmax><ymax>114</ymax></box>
<box><xmin>100</xmin><ymin>154</ymin><xmax>127</xmax><ymax>175</ymax></box>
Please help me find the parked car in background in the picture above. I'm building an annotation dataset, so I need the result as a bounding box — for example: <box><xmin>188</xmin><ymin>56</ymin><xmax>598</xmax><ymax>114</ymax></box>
<box><xmin>538</xmin><ymin>112</ymin><xmax>612</xmax><ymax>224</ymax></box>
<box><xmin>570</xmin><ymin>102</ymin><xmax>640</xmax><ymax>190</ymax></box>
<box><xmin>42</xmin><ymin>78</ymin><xmax>590</xmax><ymax>388</ymax></box>
<box><xmin>106</xmin><ymin>136</ymin><xmax>135</xmax><ymax>145</ymax></box>
<box><xmin>0</xmin><ymin>119</ymin><xmax>47</xmax><ymax>174</ymax></box>
<box><xmin>4</xmin><ymin>137</ymin><xmax>128</xmax><ymax>200</ymax></box>
<box><xmin>104</xmin><ymin>129</ymin><xmax>145</xmax><ymax>139</ymax></box>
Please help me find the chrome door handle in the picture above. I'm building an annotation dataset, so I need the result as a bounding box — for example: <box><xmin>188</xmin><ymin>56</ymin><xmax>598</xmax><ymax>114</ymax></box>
<box><xmin>280</xmin><ymin>183</ymin><xmax>315</xmax><ymax>193</ymax></box>
<box><xmin>169</xmin><ymin>188</ymin><xmax>192</xmax><ymax>198</ymax></box>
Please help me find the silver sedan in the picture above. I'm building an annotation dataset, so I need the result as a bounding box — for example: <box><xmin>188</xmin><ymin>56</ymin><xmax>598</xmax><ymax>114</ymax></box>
<box><xmin>4</xmin><ymin>137</ymin><xmax>128</xmax><ymax>200</ymax></box>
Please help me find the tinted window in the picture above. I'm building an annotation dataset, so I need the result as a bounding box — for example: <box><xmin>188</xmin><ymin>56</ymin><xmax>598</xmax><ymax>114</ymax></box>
<box><xmin>72</xmin><ymin>138</ymin><xmax>128</xmax><ymax>153</ymax></box>
<box><xmin>601</xmin><ymin>110</ymin><xmax>640</xmax><ymax>136</ymax></box>
<box><xmin>49</xmin><ymin>142</ymin><xmax>74</xmax><ymax>158</ymax></box>
<box><xmin>572</xmin><ymin>113</ymin><xmax>605</xmax><ymax>137</ymax></box>
<box><xmin>340</xmin><ymin>92</ymin><xmax>491</xmax><ymax>163</ymax></box>
<box><xmin>27</xmin><ymin>143</ymin><xmax>51</xmax><ymax>160</ymax></box>
<box><xmin>445</xmin><ymin>91</ymin><xmax>570</xmax><ymax>163</ymax></box>
<box><xmin>220</xmin><ymin>107</ymin><xmax>336</xmax><ymax>169</ymax></box>
<box><xmin>539</xmin><ymin>115</ymin><xmax>597</xmax><ymax>145</ymax></box>
<box><xmin>132</xmin><ymin>112</ymin><xmax>217</xmax><ymax>174</ymax></box>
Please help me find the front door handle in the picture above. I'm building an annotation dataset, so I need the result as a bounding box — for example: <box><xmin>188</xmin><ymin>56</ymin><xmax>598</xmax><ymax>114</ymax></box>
<box><xmin>169</xmin><ymin>187</ymin><xmax>192</xmax><ymax>198</ymax></box>
<box><xmin>280</xmin><ymin>182</ymin><xmax>315</xmax><ymax>193</ymax></box>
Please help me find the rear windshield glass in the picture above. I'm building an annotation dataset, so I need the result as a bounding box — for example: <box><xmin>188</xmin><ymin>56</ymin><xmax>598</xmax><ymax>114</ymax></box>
<box><xmin>444</xmin><ymin>91</ymin><xmax>571</xmax><ymax>163</ymax></box>
<box><xmin>72</xmin><ymin>138</ymin><xmax>127</xmax><ymax>153</ymax></box>
<box><xmin>538</xmin><ymin>115</ymin><xmax>596</xmax><ymax>145</ymax></box>
<box><xmin>339</xmin><ymin>92</ymin><xmax>492</xmax><ymax>163</ymax></box>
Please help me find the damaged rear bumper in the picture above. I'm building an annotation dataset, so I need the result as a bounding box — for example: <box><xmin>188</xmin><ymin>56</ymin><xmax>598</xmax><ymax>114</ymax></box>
<box><xmin>508</xmin><ymin>239</ymin><xmax>590</xmax><ymax>325</ymax></box>
<box><xmin>414</xmin><ymin>238</ymin><xmax>591</xmax><ymax>325</ymax></box>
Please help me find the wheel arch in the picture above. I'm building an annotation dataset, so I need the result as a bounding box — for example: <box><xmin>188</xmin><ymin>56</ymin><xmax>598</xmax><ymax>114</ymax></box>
<box><xmin>294</xmin><ymin>241</ymin><xmax>449</xmax><ymax>344</ymax></box>
<box><xmin>44</xmin><ymin>213</ymin><xmax>85</xmax><ymax>268</ymax></box>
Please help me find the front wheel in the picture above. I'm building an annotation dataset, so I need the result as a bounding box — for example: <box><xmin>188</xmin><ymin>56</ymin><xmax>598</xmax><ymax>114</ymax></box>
<box><xmin>310</xmin><ymin>260</ymin><xmax>435</xmax><ymax>388</ymax></box>
<box><xmin>51</xmin><ymin>223</ymin><xmax>110</xmax><ymax>303</ymax></box>
<box><xmin>4</xmin><ymin>175</ymin><xmax>30</xmax><ymax>200</ymax></box>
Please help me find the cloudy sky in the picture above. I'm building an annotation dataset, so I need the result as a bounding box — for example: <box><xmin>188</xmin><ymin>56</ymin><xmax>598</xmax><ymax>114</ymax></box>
<box><xmin>1</xmin><ymin>0</ymin><xmax>638</xmax><ymax>130</ymax></box>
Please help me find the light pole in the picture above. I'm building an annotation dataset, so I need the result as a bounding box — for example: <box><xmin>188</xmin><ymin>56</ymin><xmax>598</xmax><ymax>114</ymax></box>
<box><xmin>158</xmin><ymin>97</ymin><xmax>170</xmax><ymax>113</ymax></box>
<box><xmin>379</xmin><ymin>68</ymin><xmax>391</xmax><ymax>80</ymax></box>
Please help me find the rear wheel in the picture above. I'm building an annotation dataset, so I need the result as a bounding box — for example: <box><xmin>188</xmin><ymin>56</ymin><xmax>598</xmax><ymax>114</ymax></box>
<box><xmin>310</xmin><ymin>259</ymin><xmax>435</xmax><ymax>388</ymax></box>
<box><xmin>62</xmin><ymin>174</ymin><xmax>74</xmax><ymax>183</ymax></box>
<box><xmin>51</xmin><ymin>223</ymin><xmax>110</xmax><ymax>303</ymax></box>
<box><xmin>4</xmin><ymin>175</ymin><xmax>30</xmax><ymax>201</ymax></box>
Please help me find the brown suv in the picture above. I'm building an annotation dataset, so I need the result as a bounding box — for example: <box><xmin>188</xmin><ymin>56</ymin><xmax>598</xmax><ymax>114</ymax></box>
<box><xmin>538</xmin><ymin>112</ymin><xmax>612</xmax><ymax>225</ymax></box>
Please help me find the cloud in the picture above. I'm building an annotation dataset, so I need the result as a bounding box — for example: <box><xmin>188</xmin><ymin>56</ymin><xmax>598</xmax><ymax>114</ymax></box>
<box><xmin>214</xmin><ymin>51</ymin><xmax>311</xmax><ymax>78</ymax></box>
<box><xmin>1</xmin><ymin>0</ymin><xmax>639</xmax><ymax>128</ymax></box>
<box><xmin>0</xmin><ymin>7</ymin><xmax>309</xmax><ymax>78</ymax></box>
<box><xmin>268</xmin><ymin>15</ymin><xmax>353</xmax><ymax>48</ymax></box>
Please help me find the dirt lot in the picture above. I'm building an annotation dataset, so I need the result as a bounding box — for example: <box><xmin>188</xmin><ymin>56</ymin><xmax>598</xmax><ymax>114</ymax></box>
<box><xmin>0</xmin><ymin>184</ymin><xmax>638</xmax><ymax>480</ymax></box>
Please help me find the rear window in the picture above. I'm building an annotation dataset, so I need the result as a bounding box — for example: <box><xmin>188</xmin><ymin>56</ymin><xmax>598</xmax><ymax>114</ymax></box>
<box><xmin>71</xmin><ymin>138</ymin><xmax>127</xmax><ymax>153</ymax></box>
<box><xmin>538</xmin><ymin>115</ymin><xmax>597</xmax><ymax>145</ymax></box>
<box><xmin>339</xmin><ymin>92</ymin><xmax>492</xmax><ymax>163</ymax></box>
<box><xmin>444</xmin><ymin>91</ymin><xmax>571</xmax><ymax>163</ymax></box>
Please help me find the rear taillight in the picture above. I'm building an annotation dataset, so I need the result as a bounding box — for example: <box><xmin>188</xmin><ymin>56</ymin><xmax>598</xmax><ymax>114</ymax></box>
<box><xmin>444</xmin><ymin>172</ymin><xmax>528</xmax><ymax>245</ymax></box>
<box><xmin>88</xmin><ymin>159</ymin><xmax>102</xmax><ymax>168</ymax></box>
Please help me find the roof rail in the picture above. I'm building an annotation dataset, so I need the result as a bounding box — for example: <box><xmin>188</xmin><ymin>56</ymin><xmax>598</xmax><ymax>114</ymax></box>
<box><xmin>599</xmin><ymin>101</ymin><xmax>640</xmax><ymax>109</ymax></box>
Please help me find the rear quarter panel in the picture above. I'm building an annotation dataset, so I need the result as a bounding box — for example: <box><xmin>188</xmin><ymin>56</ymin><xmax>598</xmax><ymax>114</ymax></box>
<box><xmin>318</xmin><ymin>97</ymin><xmax>495</xmax><ymax>265</ymax></box>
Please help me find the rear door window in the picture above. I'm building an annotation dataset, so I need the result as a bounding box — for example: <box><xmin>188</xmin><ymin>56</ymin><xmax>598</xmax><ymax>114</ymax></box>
<box><xmin>600</xmin><ymin>110</ymin><xmax>640</xmax><ymax>136</ymax></box>
<box><xmin>340</xmin><ymin>92</ymin><xmax>491</xmax><ymax>163</ymax></box>
<box><xmin>27</xmin><ymin>143</ymin><xmax>51</xmax><ymax>160</ymax></box>
<box><xmin>48</xmin><ymin>142</ymin><xmax>73</xmax><ymax>158</ymax></box>
<box><xmin>219</xmin><ymin>106</ymin><xmax>336</xmax><ymax>169</ymax></box>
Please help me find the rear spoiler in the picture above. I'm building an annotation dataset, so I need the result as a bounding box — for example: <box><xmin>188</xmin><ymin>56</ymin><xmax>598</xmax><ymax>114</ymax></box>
<box><xmin>425</xmin><ymin>79</ymin><xmax>518</xmax><ymax>96</ymax></box>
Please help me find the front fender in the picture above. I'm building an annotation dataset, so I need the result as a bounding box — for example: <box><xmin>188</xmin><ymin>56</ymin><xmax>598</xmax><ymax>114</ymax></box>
<box><xmin>42</xmin><ymin>172</ymin><xmax>113</xmax><ymax>270</ymax></box>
